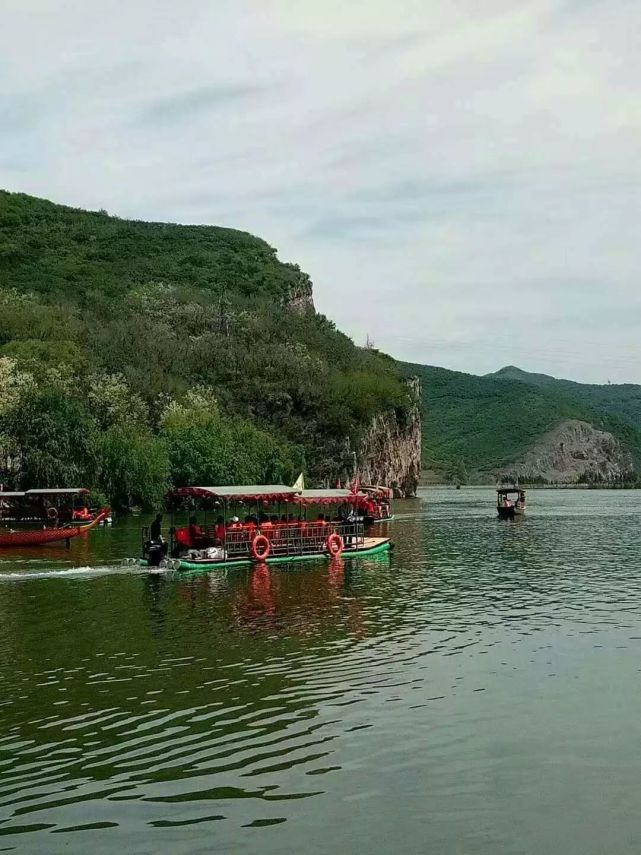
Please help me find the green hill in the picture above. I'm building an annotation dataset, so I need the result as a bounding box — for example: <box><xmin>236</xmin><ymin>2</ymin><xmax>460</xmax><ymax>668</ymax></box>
<box><xmin>402</xmin><ymin>362</ymin><xmax>641</xmax><ymax>485</ymax></box>
<box><xmin>488</xmin><ymin>366</ymin><xmax>641</xmax><ymax>430</ymax></box>
<box><xmin>0</xmin><ymin>191</ymin><xmax>413</xmax><ymax>508</ymax></box>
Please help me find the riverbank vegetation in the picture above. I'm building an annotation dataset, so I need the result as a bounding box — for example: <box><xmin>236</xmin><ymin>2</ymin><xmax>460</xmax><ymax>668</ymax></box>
<box><xmin>0</xmin><ymin>191</ymin><xmax>412</xmax><ymax>508</ymax></box>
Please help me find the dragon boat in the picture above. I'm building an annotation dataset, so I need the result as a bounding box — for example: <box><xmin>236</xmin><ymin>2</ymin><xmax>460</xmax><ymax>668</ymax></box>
<box><xmin>0</xmin><ymin>488</ymin><xmax>111</xmax><ymax>548</ymax></box>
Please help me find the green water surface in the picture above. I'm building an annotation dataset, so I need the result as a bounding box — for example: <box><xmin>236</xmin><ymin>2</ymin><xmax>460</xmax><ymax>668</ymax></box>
<box><xmin>2</xmin><ymin>488</ymin><xmax>641</xmax><ymax>854</ymax></box>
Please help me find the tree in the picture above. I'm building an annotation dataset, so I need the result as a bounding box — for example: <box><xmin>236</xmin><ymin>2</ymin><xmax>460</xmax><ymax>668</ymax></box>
<box><xmin>160</xmin><ymin>389</ymin><xmax>296</xmax><ymax>486</ymax></box>
<box><xmin>98</xmin><ymin>425</ymin><xmax>169</xmax><ymax>510</ymax></box>
<box><xmin>0</xmin><ymin>386</ymin><xmax>100</xmax><ymax>488</ymax></box>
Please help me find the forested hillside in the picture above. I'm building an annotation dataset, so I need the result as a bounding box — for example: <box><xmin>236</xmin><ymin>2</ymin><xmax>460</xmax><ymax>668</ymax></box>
<box><xmin>402</xmin><ymin>363</ymin><xmax>641</xmax><ymax>484</ymax></box>
<box><xmin>0</xmin><ymin>191</ymin><xmax>413</xmax><ymax>508</ymax></box>
<box><xmin>489</xmin><ymin>366</ymin><xmax>641</xmax><ymax>431</ymax></box>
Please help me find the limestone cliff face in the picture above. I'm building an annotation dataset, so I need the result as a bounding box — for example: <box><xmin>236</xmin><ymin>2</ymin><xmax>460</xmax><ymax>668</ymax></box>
<box><xmin>502</xmin><ymin>419</ymin><xmax>634</xmax><ymax>484</ymax></box>
<box><xmin>356</xmin><ymin>377</ymin><xmax>422</xmax><ymax>497</ymax></box>
<box><xmin>282</xmin><ymin>267</ymin><xmax>315</xmax><ymax>313</ymax></box>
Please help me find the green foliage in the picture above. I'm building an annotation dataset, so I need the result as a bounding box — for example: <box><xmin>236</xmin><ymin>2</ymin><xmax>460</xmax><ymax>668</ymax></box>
<box><xmin>160</xmin><ymin>390</ymin><xmax>299</xmax><ymax>487</ymax></box>
<box><xmin>87</xmin><ymin>488</ymin><xmax>109</xmax><ymax>510</ymax></box>
<box><xmin>0</xmin><ymin>191</ymin><xmax>309</xmax><ymax>302</ymax></box>
<box><xmin>88</xmin><ymin>373</ymin><xmax>148</xmax><ymax>430</ymax></box>
<box><xmin>403</xmin><ymin>363</ymin><xmax>641</xmax><ymax>483</ymax></box>
<box><xmin>0</xmin><ymin>190</ymin><xmax>410</xmax><ymax>504</ymax></box>
<box><xmin>490</xmin><ymin>366</ymin><xmax>641</xmax><ymax>432</ymax></box>
<box><xmin>0</xmin><ymin>385</ymin><xmax>100</xmax><ymax>488</ymax></box>
<box><xmin>98</xmin><ymin>425</ymin><xmax>169</xmax><ymax>510</ymax></box>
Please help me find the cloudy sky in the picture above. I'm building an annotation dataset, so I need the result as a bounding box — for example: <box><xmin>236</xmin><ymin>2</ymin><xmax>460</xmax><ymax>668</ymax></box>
<box><xmin>2</xmin><ymin>0</ymin><xmax>640</xmax><ymax>382</ymax></box>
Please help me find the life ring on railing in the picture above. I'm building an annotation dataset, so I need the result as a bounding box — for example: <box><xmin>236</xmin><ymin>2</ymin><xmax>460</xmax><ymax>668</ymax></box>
<box><xmin>250</xmin><ymin>534</ymin><xmax>271</xmax><ymax>562</ymax></box>
<box><xmin>326</xmin><ymin>533</ymin><xmax>344</xmax><ymax>557</ymax></box>
<box><xmin>47</xmin><ymin>506</ymin><xmax>58</xmax><ymax>521</ymax></box>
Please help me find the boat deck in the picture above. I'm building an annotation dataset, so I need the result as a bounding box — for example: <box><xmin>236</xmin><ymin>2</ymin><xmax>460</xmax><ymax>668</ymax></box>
<box><xmin>136</xmin><ymin>536</ymin><xmax>392</xmax><ymax>572</ymax></box>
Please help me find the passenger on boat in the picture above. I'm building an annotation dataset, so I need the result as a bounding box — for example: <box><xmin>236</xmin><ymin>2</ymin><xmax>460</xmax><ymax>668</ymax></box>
<box><xmin>188</xmin><ymin>516</ymin><xmax>205</xmax><ymax>546</ymax></box>
<box><xmin>365</xmin><ymin>499</ymin><xmax>377</xmax><ymax>519</ymax></box>
<box><xmin>214</xmin><ymin>516</ymin><xmax>225</xmax><ymax>544</ymax></box>
<box><xmin>228</xmin><ymin>516</ymin><xmax>242</xmax><ymax>530</ymax></box>
<box><xmin>72</xmin><ymin>505</ymin><xmax>92</xmax><ymax>522</ymax></box>
<box><xmin>501</xmin><ymin>497</ymin><xmax>513</xmax><ymax>509</ymax></box>
<box><xmin>244</xmin><ymin>515</ymin><xmax>257</xmax><ymax>533</ymax></box>
<box><xmin>259</xmin><ymin>513</ymin><xmax>274</xmax><ymax>537</ymax></box>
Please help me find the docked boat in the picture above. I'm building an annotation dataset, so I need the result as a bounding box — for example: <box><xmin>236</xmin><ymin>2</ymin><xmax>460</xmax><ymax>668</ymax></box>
<box><xmin>497</xmin><ymin>487</ymin><xmax>526</xmax><ymax>520</ymax></box>
<box><xmin>0</xmin><ymin>489</ymin><xmax>111</xmax><ymax>548</ymax></box>
<box><xmin>135</xmin><ymin>484</ymin><xmax>393</xmax><ymax>571</ymax></box>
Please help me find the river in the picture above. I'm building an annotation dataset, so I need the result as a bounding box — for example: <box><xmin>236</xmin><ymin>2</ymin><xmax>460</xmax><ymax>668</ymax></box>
<box><xmin>2</xmin><ymin>487</ymin><xmax>641</xmax><ymax>854</ymax></box>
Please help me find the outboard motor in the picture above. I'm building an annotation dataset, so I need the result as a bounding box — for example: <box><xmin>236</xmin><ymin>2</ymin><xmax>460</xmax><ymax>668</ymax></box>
<box><xmin>145</xmin><ymin>539</ymin><xmax>166</xmax><ymax>567</ymax></box>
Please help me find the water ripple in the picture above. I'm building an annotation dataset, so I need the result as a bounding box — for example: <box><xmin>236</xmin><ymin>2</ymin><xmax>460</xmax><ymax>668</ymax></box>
<box><xmin>2</xmin><ymin>489</ymin><xmax>641</xmax><ymax>852</ymax></box>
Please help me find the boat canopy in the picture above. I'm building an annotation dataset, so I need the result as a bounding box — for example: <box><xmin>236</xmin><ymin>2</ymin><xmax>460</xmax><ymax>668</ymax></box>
<box><xmin>168</xmin><ymin>485</ymin><xmax>301</xmax><ymax>503</ymax></box>
<box><xmin>0</xmin><ymin>488</ymin><xmax>89</xmax><ymax>499</ymax></box>
<box><xmin>167</xmin><ymin>485</ymin><xmax>368</xmax><ymax>505</ymax></box>
<box><xmin>361</xmin><ymin>485</ymin><xmax>394</xmax><ymax>498</ymax></box>
<box><xmin>299</xmin><ymin>489</ymin><xmax>366</xmax><ymax>505</ymax></box>
<box><xmin>497</xmin><ymin>487</ymin><xmax>525</xmax><ymax>496</ymax></box>
<box><xmin>24</xmin><ymin>488</ymin><xmax>89</xmax><ymax>496</ymax></box>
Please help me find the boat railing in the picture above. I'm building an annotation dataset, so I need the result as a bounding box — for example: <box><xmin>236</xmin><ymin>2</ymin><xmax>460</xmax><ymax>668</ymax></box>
<box><xmin>162</xmin><ymin>520</ymin><xmax>366</xmax><ymax>560</ymax></box>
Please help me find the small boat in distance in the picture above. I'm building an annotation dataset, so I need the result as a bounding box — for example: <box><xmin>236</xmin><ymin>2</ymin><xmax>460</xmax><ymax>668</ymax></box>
<box><xmin>0</xmin><ymin>489</ymin><xmax>111</xmax><ymax>548</ymax></box>
<box><xmin>497</xmin><ymin>487</ymin><xmax>526</xmax><ymax>520</ymax></box>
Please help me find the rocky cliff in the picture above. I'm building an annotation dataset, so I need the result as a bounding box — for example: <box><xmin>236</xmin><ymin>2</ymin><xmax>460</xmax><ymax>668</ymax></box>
<box><xmin>282</xmin><ymin>267</ymin><xmax>315</xmax><ymax>313</ymax></box>
<box><xmin>356</xmin><ymin>377</ymin><xmax>422</xmax><ymax>496</ymax></box>
<box><xmin>500</xmin><ymin>419</ymin><xmax>634</xmax><ymax>484</ymax></box>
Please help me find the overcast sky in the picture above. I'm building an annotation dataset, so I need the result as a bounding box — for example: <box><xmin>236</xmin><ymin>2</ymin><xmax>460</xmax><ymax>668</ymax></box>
<box><xmin>2</xmin><ymin>0</ymin><xmax>640</xmax><ymax>382</ymax></box>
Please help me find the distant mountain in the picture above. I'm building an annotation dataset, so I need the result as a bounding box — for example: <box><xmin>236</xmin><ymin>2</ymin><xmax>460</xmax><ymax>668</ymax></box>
<box><xmin>486</xmin><ymin>366</ymin><xmax>559</xmax><ymax>386</ymax></box>
<box><xmin>401</xmin><ymin>363</ymin><xmax>641</xmax><ymax>485</ymax></box>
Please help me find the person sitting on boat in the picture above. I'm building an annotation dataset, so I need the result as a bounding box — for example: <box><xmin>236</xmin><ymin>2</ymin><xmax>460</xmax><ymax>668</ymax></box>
<box><xmin>72</xmin><ymin>505</ymin><xmax>92</xmax><ymax>522</ymax></box>
<box><xmin>244</xmin><ymin>515</ymin><xmax>257</xmax><ymax>533</ymax></box>
<box><xmin>259</xmin><ymin>513</ymin><xmax>274</xmax><ymax>537</ymax></box>
<box><xmin>501</xmin><ymin>496</ymin><xmax>512</xmax><ymax>509</ymax></box>
<box><xmin>228</xmin><ymin>516</ymin><xmax>242</xmax><ymax>530</ymax></box>
<box><xmin>365</xmin><ymin>498</ymin><xmax>377</xmax><ymax>519</ymax></box>
<box><xmin>188</xmin><ymin>516</ymin><xmax>205</xmax><ymax>547</ymax></box>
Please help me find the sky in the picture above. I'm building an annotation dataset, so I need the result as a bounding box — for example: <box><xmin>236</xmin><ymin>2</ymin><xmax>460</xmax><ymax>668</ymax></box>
<box><xmin>2</xmin><ymin>0</ymin><xmax>641</xmax><ymax>383</ymax></box>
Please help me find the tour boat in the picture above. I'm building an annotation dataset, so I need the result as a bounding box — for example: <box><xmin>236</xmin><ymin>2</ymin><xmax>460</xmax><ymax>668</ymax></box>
<box><xmin>0</xmin><ymin>489</ymin><xmax>111</xmax><ymax>548</ymax></box>
<box><xmin>358</xmin><ymin>485</ymin><xmax>394</xmax><ymax>523</ymax></box>
<box><xmin>497</xmin><ymin>487</ymin><xmax>526</xmax><ymax>519</ymax></box>
<box><xmin>133</xmin><ymin>484</ymin><xmax>393</xmax><ymax>571</ymax></box>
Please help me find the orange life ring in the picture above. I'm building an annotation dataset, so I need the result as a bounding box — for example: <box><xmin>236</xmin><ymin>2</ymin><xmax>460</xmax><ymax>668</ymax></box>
<box><xmin>326</xmin><ymin>533</ymin><xmax>344</xmax><ymax>556</ymax></box>
<box><xmin>250</xmin><ymin>533</ymin><xmax>271</xmax><ymax>562</ymax></box>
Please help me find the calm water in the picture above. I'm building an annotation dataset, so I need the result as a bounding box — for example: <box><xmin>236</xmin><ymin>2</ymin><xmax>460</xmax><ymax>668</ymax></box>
<box><xmin>2</xmin><ymin>488</ymin><xmax>641</xmax><ymax>854</ymax></box>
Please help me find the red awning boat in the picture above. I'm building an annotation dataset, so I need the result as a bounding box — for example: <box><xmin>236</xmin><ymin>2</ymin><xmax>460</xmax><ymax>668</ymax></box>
<box><xmin>0</xmin><ymin>509</ymin><xmax>110</xmax><ymax>548</ymax></box>
<box><xmin>0</xmin><ymin>489</ymin><xmax>110</xmax><ymax>548</ymax></box>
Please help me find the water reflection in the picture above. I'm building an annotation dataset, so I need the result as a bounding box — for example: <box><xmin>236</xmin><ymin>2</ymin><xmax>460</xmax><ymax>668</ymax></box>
<box><xmin>2</xmin><ymin>490</ymin><xmax>641</xmax><ymax>853</ymax></box>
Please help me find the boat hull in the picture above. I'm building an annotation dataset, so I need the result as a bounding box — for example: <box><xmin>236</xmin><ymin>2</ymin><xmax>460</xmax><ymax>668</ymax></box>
<box><xmin>0</xmin><ymin>509</ymin><xmax>110</xmax><ymax>548</ymax></box>
<box><xmin>497</xmin><ymin>507</ymin><xmax>525</xmax><ymax>520</ymax></box>
<box><xmin>137</xmin><ymin>537</ymin><xmax>392</xmax><ymax>572</ymax></box>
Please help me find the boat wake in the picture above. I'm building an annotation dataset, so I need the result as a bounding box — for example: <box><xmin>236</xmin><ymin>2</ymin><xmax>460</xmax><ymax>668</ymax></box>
<box><xmin>0</xmin><ymin>564</ymin><xmax>153</xmax><ymax>582</ymax></box>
